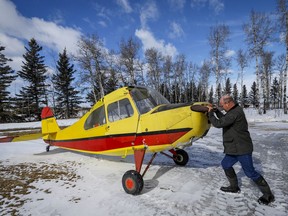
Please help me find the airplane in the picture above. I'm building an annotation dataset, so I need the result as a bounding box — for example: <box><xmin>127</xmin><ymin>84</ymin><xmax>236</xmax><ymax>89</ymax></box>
<box><xmin>42</xmin><ymin>86</ymin><xmax>211</xmax><ymax>195</ymax></box>
<box><xmin>27</xmin><ymin>86</ymin><xmax>212</xmax><ymax>195</ymax></box>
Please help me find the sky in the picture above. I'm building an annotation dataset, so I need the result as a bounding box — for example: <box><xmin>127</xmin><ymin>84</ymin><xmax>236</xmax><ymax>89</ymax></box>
<box><xmin>0</xmin><ymin>0</ymin><xmax>283</xmax><ymax>95</ymax></box>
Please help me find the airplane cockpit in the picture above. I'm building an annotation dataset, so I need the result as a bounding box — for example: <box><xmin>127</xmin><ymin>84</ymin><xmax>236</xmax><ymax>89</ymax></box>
<box><xmin>129</xmin><ymin>86</ymin><xmax>170</xmax><ymax>114</ymax></box>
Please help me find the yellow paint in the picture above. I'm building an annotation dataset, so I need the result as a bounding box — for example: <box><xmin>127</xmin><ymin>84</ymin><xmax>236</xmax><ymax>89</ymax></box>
<box><xmin>42</xmin><ymin>116</ymin><xmax>60</xmax><ymax>135</ymax></box>
<box><xmin>41</xmin><ymin>87</ymin><xmax>211</xmax><ymax>157</ymax></box>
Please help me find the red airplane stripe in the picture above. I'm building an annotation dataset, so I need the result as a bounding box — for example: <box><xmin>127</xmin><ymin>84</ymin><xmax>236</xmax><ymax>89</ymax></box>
<box><xmin>44</xmin><ymin>130</ymin><xmax>188</xmax><ymax>152</ymax></box>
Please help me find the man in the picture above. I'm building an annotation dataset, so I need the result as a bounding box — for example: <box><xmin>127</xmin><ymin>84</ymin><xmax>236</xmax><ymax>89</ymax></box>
<box><xmin>206</xmin><ymin>95</ymin><xmax>274</xmax><ymax>205</ymax></box>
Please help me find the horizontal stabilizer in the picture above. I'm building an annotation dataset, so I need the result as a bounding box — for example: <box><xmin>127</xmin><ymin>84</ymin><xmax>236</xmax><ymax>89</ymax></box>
<box><xmin>0</xmin><ymin>133</ymin><xmax>42</xmax><ymax>143</ymax></box>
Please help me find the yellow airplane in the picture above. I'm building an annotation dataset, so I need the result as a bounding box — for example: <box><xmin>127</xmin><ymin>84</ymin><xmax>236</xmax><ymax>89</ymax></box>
<box><xmin>6</xmin><ymin>86</ymin><xmax>210</xmax><ymax>195</ymax></box>
<box><xmin>41</xmin><ymin>86</ymin><xmax>211</xmax><ymax>194</ymax></box>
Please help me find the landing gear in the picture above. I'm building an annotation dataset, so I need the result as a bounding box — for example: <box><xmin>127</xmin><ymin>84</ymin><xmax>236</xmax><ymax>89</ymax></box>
<box><xmin>46</xmin><ymin>145</ymin><xmax>50</xmax><ymax>152</ymax></box>
<box><xmin>172</xmin><ymin>149</ymin><xmax>189</xmax><ymax>166</ymax></box>
<box><xmin>122</xmin><ymin>148</ymin><xmax>189</xmax><ymax>195</ymax></box>
<box><xmin>122</xmin><ymin>170</ymin><xmax>144</xmax><ymax>195</ymax></box>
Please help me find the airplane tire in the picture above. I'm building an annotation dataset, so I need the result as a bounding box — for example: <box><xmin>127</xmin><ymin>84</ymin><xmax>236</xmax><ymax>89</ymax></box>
<box><xmin>173</xmin><ymin>149</ymin><xmax>189</xmax><ymax>166</ymax></box>
<box><xmin>122</xmin><ymin>170</ymin><xmax>144</xmax><ymax>195</ymax></box>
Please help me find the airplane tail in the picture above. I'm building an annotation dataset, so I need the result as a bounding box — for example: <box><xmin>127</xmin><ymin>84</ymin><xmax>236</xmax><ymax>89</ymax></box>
<box><xmin>41</xmin><ymin>107</ymin><xmax>60</xmax><ymax>136</ymax></box>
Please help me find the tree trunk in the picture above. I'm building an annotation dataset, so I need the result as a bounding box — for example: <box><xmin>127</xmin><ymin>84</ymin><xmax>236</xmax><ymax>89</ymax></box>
<box><xmin>256</xmin><ymin>55</ymin><xmax>262</xmax><ymax>114</ymax></box>
<box><xmin>284</xmin><ymin>12</ymin><xmax>288</xmax><ymax>114</ymax></box>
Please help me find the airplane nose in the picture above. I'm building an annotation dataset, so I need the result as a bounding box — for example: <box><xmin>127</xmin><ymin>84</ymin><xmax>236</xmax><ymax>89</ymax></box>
<box><xmin>190</xmin><ymin>105</ymin><xmax>209</xmax><ymax>113</ymax></box>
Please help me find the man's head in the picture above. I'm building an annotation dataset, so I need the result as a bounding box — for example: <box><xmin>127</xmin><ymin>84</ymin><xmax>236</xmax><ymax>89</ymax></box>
<box><xmin>219</xmin><ymin>95</ymin><xmax>235</xmax><ymax>111</ymax></box>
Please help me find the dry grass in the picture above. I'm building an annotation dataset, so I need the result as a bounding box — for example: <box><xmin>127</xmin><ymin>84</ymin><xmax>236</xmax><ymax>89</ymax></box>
<box><xmin>0</xmin><ymin>161</ymin><xmax>81</xmax><ymax>215</ymax></box>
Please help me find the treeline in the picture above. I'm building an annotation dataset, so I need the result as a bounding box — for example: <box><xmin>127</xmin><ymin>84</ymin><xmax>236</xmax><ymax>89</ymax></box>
<box><xmin>0</xmin><ymin>40</ymin><xmax>81</xmax><ymax>123</ymax></box>
<box><xmin>0</xmin><ymin>0</ymin><xmax>288</xmax><ymax>123</ymax></box>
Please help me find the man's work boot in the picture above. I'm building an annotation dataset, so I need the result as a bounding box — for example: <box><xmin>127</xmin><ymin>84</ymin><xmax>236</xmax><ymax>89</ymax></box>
<box><xmin>254</xmin><ymin>176</ymin><xmax>275</xmax><ymax>205</ymax></box>
<box><xmin>220</xmin><ymin>167</ymin><xmax>240</xmax><ymax>193</ymax></box>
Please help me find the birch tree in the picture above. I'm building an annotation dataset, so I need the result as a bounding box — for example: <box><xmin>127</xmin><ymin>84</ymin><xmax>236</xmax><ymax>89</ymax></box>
<box><xmin>243</xmin><ymin>10</ymin><xmax>274</xmax><ymax>114</ymax></box>
<box><xmin>199</xmin><ymin>60</ymin><xmax>211</xmax><ymax>101</ymax></box>
<box><xmin>76</xmin><ymin>34</ymin><xmax>106</xmax><ymax>102</ymax></box>
<box><xmin>260</xmin><ymin>51</ymin><xmax>274</xmax><ymax>114</ymax></box>
<box><xmin>275</xmin><ymin>54</ymin><xmax>286</xmax><ymax>108</ymax></box>
<box><xmin>173</xmin><ymin>54</ymin><xmax>186</xmax><ymax>102</ymax></box>
<box><xmin>236</xmin><ymin>49</ymin><xmax>249</xmax><ymax>107</ymax></box>
<box><xmin>145</xmin><ymin>48</ymin><xmax>163</xmax><ymax>91</ymax></box>
<box><xmin>209</xmin><ymin>24</ymin><xmax>230</xmax><ymax>103</ymax></box>
<box><xmin>162</xmin><ymin>55</ymin><xmax>173</xmax><ymax>100</ymax></box>
<box><xmin>119</xmin><ymin>37</ymin><xmax>141</xmax><ymax>86</ymax></box>
<box><xmin>277</xmin><ymin>0</ymin><xmax>288</xmax><ymax>114</ymax></box>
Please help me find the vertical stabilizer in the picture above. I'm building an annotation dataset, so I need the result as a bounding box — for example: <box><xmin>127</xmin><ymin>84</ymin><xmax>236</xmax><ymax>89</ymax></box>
<box><xmin>41</xmin><ymin>107</ymin><xmax>60</xmax><ymax>135</ymax></box>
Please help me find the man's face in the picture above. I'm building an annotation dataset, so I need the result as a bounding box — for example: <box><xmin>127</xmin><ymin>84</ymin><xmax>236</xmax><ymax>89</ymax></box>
<box><xmin>219</xmin><ymin>98</ymin><xmax>229</xmax><ymax>111</ymax></box>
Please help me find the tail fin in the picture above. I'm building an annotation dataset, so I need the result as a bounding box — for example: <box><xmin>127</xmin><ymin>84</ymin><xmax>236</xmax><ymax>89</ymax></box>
<box><xmin>41</xmin><ymin>107</ymin><xmax>60</xmax><ymax>135</ymax></box>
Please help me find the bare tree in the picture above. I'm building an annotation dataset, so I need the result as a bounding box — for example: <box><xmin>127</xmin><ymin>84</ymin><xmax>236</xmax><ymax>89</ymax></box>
<box><xmin>187</xmin><ymin>62</ymin><xmax>199</xmax><ymax>102</ymax></box>
<box><xmin>119</xmin><ymin>37</ymin><xmax>141</xmax><ymax>86</ymax></box>
<box><xmin>76</xmin><ymin>34</ymin><xmax>106</xmax><ymax>102</ymax></box>
<box><xmin>243</xmin><ymin>10</ymin><xmax>274</xmax><ymax>114</ymax></box>
<box><xmin>236</xmin><ymin>49</ymin><xmax>249</xmax><ymax>107</ymax></box>
<box><xmin>209</xmin><ymin>24</ymin><xmax>230</xmax><ymax>97</ymax></box>
<box><xmin>275</xmin><ymin>54</ymin><xmax>286</xmax><ymax>108</ymax></box>
<box><xmin>222</xmin><ymin>55</ymin><xmax>232</xmax><ymax>86</ymax></box>
<box><xmin>260</xmin><ymin>51</ymin><xmax>274</xmax><ymax>113</ymax></box>
<box><xmin>199</xmin><ymin>60</ymin><xmax>211</xmax><ymax>101</ymax></box>
<box><xmin>105</xmin><ymin>49</ymin><xmax>121</xmax><ymax>92</ymax></box>
<box><xmin>145</xmin><ymin>48</ymin><xmax>163</xmax><ymax>91</ymax></box>
<box><xmin>162</xmin><ymin>55</ymin><xmax>173</xmax><ymax>100</ymax></box>
<box><xmin>173</xmin><ymin>54</ymin><xmax>187</xmax><ymax>102</ymax></box>
<box><xmin>277</xmin><ymin>0</ymin><xmax>288</xmax><ymax>114</ymax></box>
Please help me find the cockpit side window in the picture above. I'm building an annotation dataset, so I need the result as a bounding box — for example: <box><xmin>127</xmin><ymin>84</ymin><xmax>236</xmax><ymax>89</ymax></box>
<box><xmin>84</xmin><ymin>106</ymin><xmax>106</xmax><ymax>130</ymax></box>
<box><xmin>130</xmin><ymin>87</ymin><xmax>170</xmax><ymax>114</ymax></box>
<box><xmin>108</xmin><ymin>98</ymin><xmax>134</xmax><ymax>122</ymax></box>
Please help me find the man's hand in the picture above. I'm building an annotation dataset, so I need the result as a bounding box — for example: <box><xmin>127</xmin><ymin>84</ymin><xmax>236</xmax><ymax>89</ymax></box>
<box><xmin>206</xmin><ymin>104</ymin><xmax>213</xmax><ymax>112</ymax></box>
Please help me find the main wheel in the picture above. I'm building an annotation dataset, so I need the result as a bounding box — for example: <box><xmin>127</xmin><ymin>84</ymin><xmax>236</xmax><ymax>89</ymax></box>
<box><xmin>122</xmin><ymin>170</ymin><xmax>144</xmax><ymax>195</ymax></box>
<box><xmin>173</xmin><ymin>149</ymin><xmax>189</xmax><ymax>166</ymax></box>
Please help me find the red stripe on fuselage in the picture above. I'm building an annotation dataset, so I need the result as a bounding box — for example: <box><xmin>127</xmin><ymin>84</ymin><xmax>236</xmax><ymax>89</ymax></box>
<box><xmin>44</xmin><ymin>129</ymin><xmax>190</xmax><ymax>152</ymax></box>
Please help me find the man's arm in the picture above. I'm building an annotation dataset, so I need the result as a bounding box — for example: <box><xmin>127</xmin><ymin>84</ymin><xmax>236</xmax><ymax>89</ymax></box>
<box><xmin>207</xmin><ymin>109</ymin><xmax>236</xmax><ymax>128</ymax></box>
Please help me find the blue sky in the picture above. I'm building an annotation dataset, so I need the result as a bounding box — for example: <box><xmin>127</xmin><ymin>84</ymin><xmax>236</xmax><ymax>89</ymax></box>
<box><xmin>0</xmin><ymin>0</ymin><xmax>283</xmax><ymax>93</ymax></box>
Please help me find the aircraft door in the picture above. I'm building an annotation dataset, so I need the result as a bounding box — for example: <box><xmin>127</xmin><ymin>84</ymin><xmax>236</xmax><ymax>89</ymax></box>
<box><xmin>106</xmin><ymin>98</ymin><xmax>139</xmax><ymax>145</ymax></box>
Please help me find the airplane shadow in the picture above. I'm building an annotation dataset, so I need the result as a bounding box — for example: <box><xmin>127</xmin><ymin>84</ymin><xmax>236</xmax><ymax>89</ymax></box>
<box><xmin>142</xmin><ymin>166</ymin><xmax>174</xmax><ymax>194</ymax></box>
<box><xmin>35</xmin><ymin>144</ymin><xmax>223</xmax><ymax>169</ymax></box>
<box><xmin>186</xmin><ymin>145</ymin><xmax>224</xmax><ymax>168</ymax></box>
<box><xmin>34</xmin><ymin>148</ymin><xmax>67</xmax><ymax>155</ymax></box>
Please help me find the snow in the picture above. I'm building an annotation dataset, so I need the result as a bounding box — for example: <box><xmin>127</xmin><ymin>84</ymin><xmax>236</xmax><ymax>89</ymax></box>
<box><xmin>0</xmin><ymin>108</ymin><xmax>288</xmax><ymax>216</ymax></box>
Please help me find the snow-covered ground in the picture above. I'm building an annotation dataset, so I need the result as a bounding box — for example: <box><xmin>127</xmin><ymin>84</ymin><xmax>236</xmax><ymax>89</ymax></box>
<box><xmin>0</xmin><ymin>109</ymin><xmax>288</xmax><ymax>216</ymax></box>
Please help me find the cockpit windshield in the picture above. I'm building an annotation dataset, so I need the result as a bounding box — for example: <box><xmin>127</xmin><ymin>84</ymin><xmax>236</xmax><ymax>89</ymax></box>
<box><xmin>129</xmin><ymin>87</ymin><xmax>170</xmax><ymax>114</ymax></box>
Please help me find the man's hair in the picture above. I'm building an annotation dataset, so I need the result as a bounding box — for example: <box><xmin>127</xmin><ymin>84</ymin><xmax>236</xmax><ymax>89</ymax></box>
<box><xmin>222</xmin><ymin>95</ymin><xmax>234</xmax><ymax>104</ymax></box>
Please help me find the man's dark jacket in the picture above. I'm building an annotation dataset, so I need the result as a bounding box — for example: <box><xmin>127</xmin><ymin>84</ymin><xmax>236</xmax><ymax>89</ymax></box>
<box><xmin>208</xmin><ymin>104</ymin><xmax>253</xmax><ymax>155</ymax></box>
